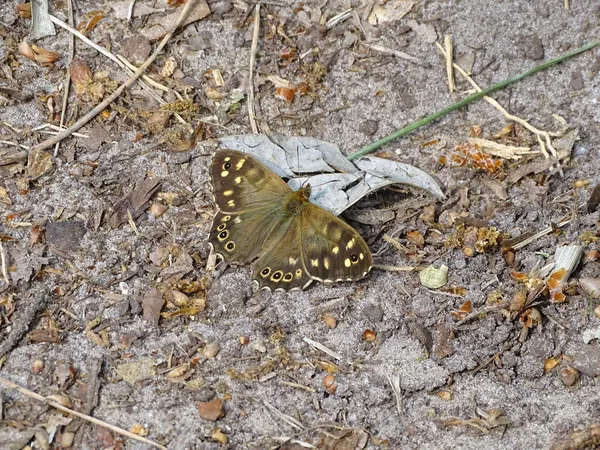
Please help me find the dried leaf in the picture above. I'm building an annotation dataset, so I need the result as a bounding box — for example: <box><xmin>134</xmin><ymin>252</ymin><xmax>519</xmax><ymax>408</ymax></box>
<box><xmin>27</xmin><ymin>148</ymin><xmax>53</xmax><ymax>179</ymax></box>
<box><xmin>406</xmin><ymin>230</ymin><xmax>424</xmax><ymax>248</ymax></box>
<box><xmin>197</xmin><ymin>398</ymin><xmax>223</xmax><ymax>421</ymax></box>
<box><xmin>450</xmin><ymin>300</ymin><xmax>472</xmax><ymax>320</ymax></box>
<box><xmin>0</xmin><ymin>186</ymin><xmax>12</xmax><ymax>205</ymax></box>
<box><xmin>108</xmin><ymin>178</ymin><xmax>161</xmax><ymax>228</ymax></box>
<box><xmin>19</xmin><ymin>40</ymin><xmax>60</xmax><ymax>67</ymax></box>
<box><xmin>16</xmin><ymin>3</ymin><xmax>32</xmax><ymax>18</ymax></box>
<box><xmin>116</xmin><ymin>358</ymin><xmax>157</xmax><ymax>384</ymax></box>
<box><xmin>76</xmin><ymin>11</ymin><xmax>104</xmax><ymax>37</ymax></box>
<box><xmin>142</xmin><ymin>288</ymin><xmax>164</xmax><ymax>326</ymax></box>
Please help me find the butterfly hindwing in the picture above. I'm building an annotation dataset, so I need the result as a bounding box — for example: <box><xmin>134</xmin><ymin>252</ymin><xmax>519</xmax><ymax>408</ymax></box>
<box><xmin>251</xmin><ymin>216</ymin><xmax>313</xmax><ymax>291</ymax></box>
<box><xmin>210</xmin><ymin>149</ymin><xmax>290</xmax><ymax>213</ymax></box>
<box><xmin>300</xmin><ymin>204</ymin><xmax>372</xmax><ymax>282</ymax></box>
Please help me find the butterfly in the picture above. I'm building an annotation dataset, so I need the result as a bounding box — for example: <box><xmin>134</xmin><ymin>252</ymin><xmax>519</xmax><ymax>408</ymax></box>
<box><xmin>208</xmin><ymin>149</ymin><xmax>373</xmax><ymax>291</ymax></box>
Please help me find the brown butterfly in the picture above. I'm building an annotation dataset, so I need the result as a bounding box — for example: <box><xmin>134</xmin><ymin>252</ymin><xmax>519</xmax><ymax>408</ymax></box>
<box><xmin>208</xmin><ymin>149</ymin><xmax>373</xmax><ymax>291</ymax></box>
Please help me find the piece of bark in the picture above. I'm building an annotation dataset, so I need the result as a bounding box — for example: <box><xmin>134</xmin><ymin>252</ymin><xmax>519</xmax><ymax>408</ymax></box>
<box><xmin>107</xmin><ymin>178</ymin><xmax>161</xmax><ymax>228</ymax></box>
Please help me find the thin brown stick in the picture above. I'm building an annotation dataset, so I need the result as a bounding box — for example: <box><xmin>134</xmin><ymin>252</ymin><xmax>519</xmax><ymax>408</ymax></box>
<box><xmin>0</xmin><ymin>241</ymin><xmax>8</xmax><ymax>284</ymax></box>
<box><xmin>54</xmin><ymin>0</ymin><xmax>74</xmax><ymax>157</ymax></box>
<box><xmin>247</xmin><ymin>3</ymin><xmax>260</xmax><ymax>133</ymax></box>
<box><xmin>29</xmin><ymin>0</ymin><xmax>195</xmax><ymax>153</ymax></box>
<box><xmin>444</xmin><ymin>35</ymin><xmax>455</xmax><ymax>92</ymax></box>
<box><xmin>0</xmin><ymin>376</ymin><xmax>167</xmax><ymax>450</ymax></box>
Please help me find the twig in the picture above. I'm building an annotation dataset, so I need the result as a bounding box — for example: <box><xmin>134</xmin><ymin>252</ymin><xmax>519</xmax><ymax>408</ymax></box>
<box><xmin>347</xmin><ymin>41</ymin><xmax>599</xmax><ymax>160</ymax></box>
<box><xmin>373</xmin><ymin>264</ymin><xmax>414</xmax><ymax>272</ymax></box>
<box><xmin>263</xmin><ymin>400</ymin><xmax>305</xmax><ymax>431</ymax></box>
<box><xmin>0</xmin><ymin>141</ymin><xmax>29</xmax><ymax>150</ymax></box>
<box><xmin>128</xmin><ymin>0</ymin><xmax>137</xmax><ymax>22</ymax></box>
<box><xmin>49</xmin><ymin>14</ymin><xmax>188</xmax><ymax>126</ymax></box>
<box><xmin>386</xmin><ymin>373</ymin><xmax>403</xmax><ymax>414</ymax></box>
<box><xmin>510</xmin><ymin>217</ymin><xmax>572</xmax><ymax>250</ymax></box>
<box><xmin>0</xmin><ymin>376</ymin><xmax>167</xmax><ymax>450</ymax></box>
<box><xmin>436</xmin><ymin>41</ymin><xmax>561</xmax><ymax>160</ymax></box>
<box><xmin>360</xmin><ymin>42</ymin><xmax>423</xmax><ymax>66</ymax></box>
<box><xmin>326</xmin><ymin>8</ymin><xmax>353</xmax><ymax>28</ymax></box>
<box><xmin>30</xmin><ymin>0</ymin><xmax>195</xmax><ymax>152</ymax></box>
<box><xmin>444</xmin><ymin>35</ymin><xmax>455</xmax><ymax>92</ymax></box>
<box><xmin>0</xmin><ymin>241</ymin><xmax>8</xmax><ymax>284</ymax></box>
<box><xmin>302</xmin><ymin>337</ymin><xmax>342</xmax><ymax>361</ymax></box>
<box><xmin>54</xmin><ymin>0</ymin><xmax>74</xmax><ymax>157</ymax></box>
<box><xmin>247</xmin><ymin>3</ymin><xmax>260</xmax><ymax>133</ymax></box>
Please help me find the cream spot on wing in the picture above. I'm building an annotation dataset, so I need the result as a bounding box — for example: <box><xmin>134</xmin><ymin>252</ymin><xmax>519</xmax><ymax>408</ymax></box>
<box><xmin>295</xmin><ymin>269</ymin><xmax>303</xmax><ymax>278</ymax></box>
<box><xmin>310</xmin><ymin>259</ymin><xmax>319</xmax><ymax>267</ymax></box>
<box><xmin>221</xmin><ymin>170</ymin><xmax>229</xmax><ymax>177</ymax></box>
<box><xmin>236</xmin><ymin>159</ymin><xmax>246</xmax><ymax>170</ymax></box>
<box><xmin>346</xmin><ymin>238</ymin><xmax>355</xmax><ymax>250</ymax></box>
<box><xmin>322</xmin><ymin>223</ymin><xmax>328</xmax><ymax>234</ymax></box>
<box><xmin>344</xmin><ymin>258</ymin><xmax>351</xmax><ymax>268</ymax></box>
<box><xmin>359</xmin><ymin>252</ymin><xmax>364</xmax><ymax>260</ymax></box>
<box><xmin>221</xmin><ymin>215</ymin><xmax>231</xmax><ymax>222</ymax></box>
<box><xmin>227</xmin><ymin>199</ymin><xmax>235</xmax><ymax>207</ymax></box>
<box><xmin>323</xmin><ymin>258</ymin><xmax>330</xmax><ymax>269</ymax></box>
<box><xmin>224</xmin><ymin>157</ymin><xmax>231</xmax><ymax>162</ymax></box>
<box><xmin>288</xmin><ymin>257</ymin><xmax>297</xmax><ymax>265</ymax></box>
<box><xmin>332</xmin><ymin>246</ymin><xmax>339</xmax><ymax>255</ymax></box>
<box><xmin>223</xmin><ymin>190</ymin><xmax>233</xmax><ymax>196</ymax></box>
<box><xmin>233</xmin><ymin>217</ymin><xmax>242</xmax><ymax>224</ymax></box>
<box><xmin>234</xmin><ymin>176</ymin><xmax>242</xmax><ymax>184</ymax></box>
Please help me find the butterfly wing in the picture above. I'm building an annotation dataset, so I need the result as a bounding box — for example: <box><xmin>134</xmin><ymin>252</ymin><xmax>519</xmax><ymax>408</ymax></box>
<box><xmin>209</xmin><ymin>150</ymin><xmax>292</xmax><ymax>264</ymax></box>
<box><xmin>210</xmin><ymin>149</ymin><xmax>290</xmax><ymax>213</ymax></box>
<box><xmin>300</xmin><ymin>204</ymin><xmax>372</xmax><ymax>282</ymax></box>
<box><xmin>250</xmin><ymin>215</ymin><xmax>313</xmax><ymax>291</ymax></box>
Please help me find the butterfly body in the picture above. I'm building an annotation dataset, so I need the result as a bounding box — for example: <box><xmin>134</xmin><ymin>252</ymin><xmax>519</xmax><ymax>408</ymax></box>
<box><xmin>209</xmin><ymin>149</ymin><xmax>372</xmax><ymax>291</ymax></box>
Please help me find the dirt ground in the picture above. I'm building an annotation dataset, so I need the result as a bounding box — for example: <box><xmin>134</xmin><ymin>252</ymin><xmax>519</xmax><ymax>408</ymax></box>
<box><xmin>1</xmin><ymin>0</ymin><xmax>599</xmax><ymax>449</ymax></box>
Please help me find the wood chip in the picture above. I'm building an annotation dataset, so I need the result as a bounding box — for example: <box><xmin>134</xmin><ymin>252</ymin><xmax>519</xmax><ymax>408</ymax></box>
<box><xmin>107</xmin><ymin>178</ymin><xmax>161</xmax><ymax>228</ymax></box>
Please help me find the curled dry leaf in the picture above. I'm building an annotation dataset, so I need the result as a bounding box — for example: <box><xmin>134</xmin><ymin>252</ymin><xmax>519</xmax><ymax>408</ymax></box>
<box><xmin>520</xmin><ymin>308</ymin><xmax>542</xmax><ymax>329</ymax></box>
<box><xmin>406</xmin><ymin>230</ymin><xmax>425</xmax><ymax>248</ymax></box>
<box><xmin>544</xmin><ymin>355</ymin><xmax>561</xmax><ymax>372</ymax></box>
<box><xmin>19</xmin><ymin>40</ymin><xmax>60</xmax><ymax>67</ymax></box>
<box><xmin>16</xmin><ymin>2</ymin><xmax>32</xmax><ymax>18</ymax></box>
<box><xmin>77</xmin><ymin>11</ymin><xmax>104</xmax><ymax>37</ymax></box>
<box><xmin>0</xmin><ymin>186</ymin><xmax>12</xmax><ymax>205</ymax></box>
<box><xmin>211</xmin><ymin>428</ymin><xmax>228</xmax><ymax>445</ymax></box>
<box><xmin>450</xmin><ymin>300</ymin><xmax>472</xmax><ymax>320</ymax></box>
<box><xmin>275</xmin><ymin>86</ymin><xmax>296</xmax><ymax>103</ymax></box>
<box><xmin>129</xmin><ymin>424</ymin><xmax>149</xmax><ymax>437</ymax></box>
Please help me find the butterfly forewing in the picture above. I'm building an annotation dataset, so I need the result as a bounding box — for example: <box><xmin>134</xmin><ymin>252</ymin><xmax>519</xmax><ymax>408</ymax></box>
<box><xmin>210</xmin><ymin>150</ymin><xmax>290</xmax><ymax>213</ymax></box>
<box><xmin>300</xmin><ymin>204</ymin><xmax>372</xmax><ymax>282</ymax></box>
<box><xmin>209</xmin><ymin>149</ymin><xmax>292</xmax><ymax>263</ymax></box>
